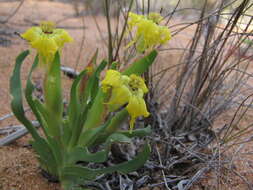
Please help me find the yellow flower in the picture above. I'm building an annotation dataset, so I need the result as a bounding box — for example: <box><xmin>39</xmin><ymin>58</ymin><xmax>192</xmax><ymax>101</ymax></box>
<box><xmin>127</xmin><ymin>12</ymin><xmax>171</xmax><ymax>53</ymax></box>
<box><xmin>148</xmin><ymin>12</ymin><xmax>163</xmax><ymax>24</ymax></box>
<box><xmin>126</xmin><ymin>76</ymin><xmax>149</xmax><ymax>131</ymax></box>
<box><xmin>102</xmin><ymin>70</ymin><xmax>131</xmax><ymax>109</ymax></box>
<box><xmin>129</xmin><ymin>74</ymin><xmax>148</xmax><ymax>93</ymax></box>
<box><xmin>101</xmin><ymin>70</ymin><xmax>149</xmax><ymax>131</ymax></box>
<box><xmin>21</xmin><ymin>21</ymin><xmax>73</xmax><ymax>63</ymax></box>
<box><xmin>127</xmin><ymin>91</ymin><xmax>149</xmax><ymax>131</ymax></box>
<box><xmin>128</xmin><ymin>12</ymin><xmax>145</xmax><ymax>30</ymax></box>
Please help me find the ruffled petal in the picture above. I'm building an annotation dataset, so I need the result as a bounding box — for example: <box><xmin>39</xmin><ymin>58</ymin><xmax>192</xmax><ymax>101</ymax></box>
<box><xmin>31</xmin><ymin>35</ymin><xmax>58</xmax><ymax>61</ymax></box>
<box><xmin>21</xmin><ymin>27</ymin><xmax>42</xmax><ymax>42</ymax></box>
<box><xmin>107</xmin><ymin>85</ymin><xmax>131</xmax><ymax>111</ymax></box>
<box><xmin>129</xmin><ymin>74</ymin><xmax>148</xmax><ymax>93</ymax></box>
<box><xmin>52</xmin><ymin>29</ymin><xmax>73</xmax><ymax>48</ymax></box>
<box><xmin>101</xmin><ymin>70</ymin><xmax>123</xmax><ymax>89</ymax></box>
<box><xmin>21</xmin><ymin>21</ymin><xmax>73</xmax><ymax>64</ymax></box>
<box><xmin>127</xmin><ymin>12</ymin><xmax>171</xmax><ymax>52</ymax></box>
<box><xmin>126</xmin><ymin>94</ymin><xmax>150</xmax><ymax>131</ymax></box>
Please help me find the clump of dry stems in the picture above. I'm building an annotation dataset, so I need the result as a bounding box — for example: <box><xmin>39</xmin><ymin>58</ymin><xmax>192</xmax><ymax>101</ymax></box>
<box><xmin>91</xmin><ymin>0</ymin><xmax>253</xmax><ymax>189</ymax></box>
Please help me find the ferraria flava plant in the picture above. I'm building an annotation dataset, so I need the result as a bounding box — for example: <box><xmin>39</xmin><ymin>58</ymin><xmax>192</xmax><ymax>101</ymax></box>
<box><xmin>10</xmin><ymin>21</ymin><xmax>161</xmax><ymax>189</ymax></box>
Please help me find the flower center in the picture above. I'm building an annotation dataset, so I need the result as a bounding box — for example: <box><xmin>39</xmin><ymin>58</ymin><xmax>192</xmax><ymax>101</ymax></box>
<box><xmin>129</xmin><ymin>78</ymin><xmax>141</xmax><ymax>92</ymax></box>
<box><xmin>40</xmin><ymin>21</ymin><xmax>55</xmax><ymax>34</ymax></box>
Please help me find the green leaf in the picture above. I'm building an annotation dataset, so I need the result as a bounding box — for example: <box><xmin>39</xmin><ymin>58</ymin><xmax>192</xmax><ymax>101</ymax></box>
<box><xmin>63</xmin><ymin>144</ymin><xmax>150</xmax><ymax>182</ymax></box>
<box><xmin>97</xmin><ymin>143</ymin><xmax>151</xmax><ymax>174</ymax></box>
<box><xmin>93</xmin><ymin>110</ymin><xmax>128</xmax><ymax>145</ymax></box>
<box><xmin>33</xmin><ymin>99</ymin><xmax>60</xmax><ymax>138</ymax></box>
<box><xmin>68</xmin><ymin>70</ymin><xmax>87</xmax><ymax>147</ymax></box>
<box><xmin>70</xmin><ymin>133</ymin><xmax>131</xmax><ymax>164</ymax></box>
<box><xmin>82</xmin><ymin>90</ymin><xmax>105</xmax><ymax>130</ymax></box>
<box><xmin>10</xmin><ymin>50</ymin><xmax>41</xmax><ymax>141</ymax></box>
<box><xmin>47</xmin><ymin>137</ymin><xmax>63</xmax><ymax>168</ymax></box>
<box><xmin>62</xmin><ymin>166</ymin><xmax>97</xmax><ymax>181</ymax></box>
<box><xmin>123</xmin><ymin>50</ymin><xmax>158</xmax><ymax>76</ymax></box>
<box><xmin>78</xmin><ymin>119</ymin><xmax>111</xmax><ymax>147</ymax></box>
<box><xmin>110</xmin><ymin>61</ymin><xmax>119</xmax><ymax>70</ymax></box>
<box><xmin>105</xmin><ymin>133</ymin><xmax>132</xmax><ymax>145</ymax></box>
<box><xmin>87</xmin><ymin>60</ymin><xmax>107</xmax><ymax>102</ymax></box>
<box><xmin>44</xmin><ymin>52</ymin><xmax>62</xmax><ymax>137</ymax></box>
<box><xmin>31</xmin><ymin>138</ymin><xmax>58</xmax><ymax>176</ymax></box>
<box><xmin>68</xmin><ymin>70</ymin><xmax>87</xmax><ymax>123</ymax></box>
<box><xmin>80</xmin><ymin>60</ymin><xmax>107</xmax><ymax>131</ymax></box>
<box><xmin>25</xmin><ymin>54</ymin><xmax>51</xmax><ymax>137</ymax></box>
<box><xmin>68</xmin><ymin>147</ymin><xmax>108</xmax><ymax>164</ymax></box>
<box><xmin>117</xmin><ymin>126</ymin><xmax>152</xmax><ymax>138</ymax></box>
<box><xmin>62</xmin><ymin>119</ymin><xmax>72</xmax><ymax>146</ymax></box>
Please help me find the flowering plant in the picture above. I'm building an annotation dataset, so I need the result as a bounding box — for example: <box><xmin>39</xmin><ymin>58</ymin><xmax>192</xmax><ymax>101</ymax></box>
<box><xmin>10</xmin><ymin>21</ymin><xmax>160</xmax><ymax>189</ymax></box>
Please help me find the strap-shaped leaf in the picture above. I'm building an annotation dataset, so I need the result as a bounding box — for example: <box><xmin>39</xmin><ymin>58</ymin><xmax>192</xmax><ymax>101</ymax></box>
<box><xmin>47</xmin><ymin>137</ymin><xmax>63</xmax><ymax>167</ymax></box>
<box><xmin>33</xmin><ymin>99</ymin><xmax>61</xmax><ymax>138</ymax></box>
<box><xmin>68</xmin><ymin>70</ymin><xmax>87</xmax><ymax>147</ymax></box>
<box><xmin>81</xmin><ymin>60</ymin><xmax>108</xmax><ymax>131</ymax></box>
<box><xmin>68</xmin><ymin>70</ymin><xmax>86</xmax><ymax>124</ymax></box>
<box><xmin>25</xmin><ymin>55</ymin><xmax>51</xmax><ymax>137</ymax></box>
<box><xmin>123</xmin><ymin>50</ymin><xmax>157</xmax><ymax>76</ymax></box>
<box><xmin>82</xmin><ymin>90</ymin><xmax>105</xmax><ymax>130</ymax></box>
<box><xmin>78</xmin><ymin>119</ymin><xmax>111</xmax><ymax>147</ymax></box>
<box><xmin>105</xmin><ymin>133</ymin><xmax>132</xmax><ymax>145</ymax></box>
<box><xmin>62</xmin><ymin>166</ymin><xmax>97</xmax><ymax>181</ymax></box>
<box><xmin>10</xmin><ymin>50</ymin><xmax>41</xmax><ymax>141</ymax></box>
<box><xmin>87</xmin><ymin>60</ymin><xmax>107</xmax><ymax>102</ymax></box>
<box><xmin>61</xmin><ymin>119</ymin><xmax>72</xmax><ymax>146</ymax></box>
<box><xmin>43</xmin><ymin>52</ymin><xmax>62</xmax><ymax>137</ymax></box>
<box><xmin>62</xmin><ymin>143</ymin><xmax>151</xmax><ymax>181</ymax></box>
<box><xmin>31</xmin><ymin>138</ymin><xmax>58</xmax><ymax>176</ymax></box>
<box><xmin>117</xmin><ymin>126</ymin><xmax>152</xmax><ymax>138</ymax></box>
<box><xmin>98</xmin><ymin>143</ymin><xmax>150</xmax><ymax>174</ymax></box>
<box><xmin>79</xmin><ymin>50</ymin><xmax>98</xmax><ymax>103</ymax></box>
<box><xmin>68</xmin><ymin>147</ymin><xmax>107</xmax><ymax>164</ymax></box>
<box><xmin>69</xmin><ymin>133</ymin><xmax>131</xmax><ymax>164</ymax></box>
<box><xmin>93</xmin><ymin>110</ymin><xmax>128</xmax><ymax>145</ymax></box>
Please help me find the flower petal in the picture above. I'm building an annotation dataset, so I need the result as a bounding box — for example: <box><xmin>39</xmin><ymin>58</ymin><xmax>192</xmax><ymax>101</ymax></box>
<box><xmin>129</xmin><ymin>74</ymin><xmax>148</xmax><ymax>93</ymax></box>
<box><xmin>101</xmin><ymin>69</ymin><xmax>122</xmax><ymax>89</ymax></box>
<box><xmin>31</xmin><ymin>35</ymin><xmax>58</xmax><ymax>61</ymax></box>
<box><xmin>21</xmin><ymin>27</ymin><xmax>42</xmax><ymax>42</ymax></box>
<box><xmin>126</xmin><ymin>94</ymin><xmax>150</xmax><ymax>131</ymax></box>
<box><xmin>21</xmin><ymin>21</ymin><xmax>73</xmax><ymax>64</ymax></box>
<box><xmin>52</xmin><ymin>29</ymin><xmax>73</xmax><ymax>48</ymax></box>
<box><xmin>107</xmin><ymin>85</ymin><xmax>131</xmax><ymax>111</ymax></box>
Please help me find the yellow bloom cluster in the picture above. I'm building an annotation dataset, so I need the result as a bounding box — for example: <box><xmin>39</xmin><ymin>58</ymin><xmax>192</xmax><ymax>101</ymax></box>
<box><xmin>21</xmin><ymin>21</ymin><xmax>73</xmax><ymax>64</ymax></box>
<box><xmin>101</xmin><ymin>70</ymin><xmax>149</xmax><ymax>131</ymax></box>
<box><xmin>127</xmin><ymin>12</ymin><xmax>171</xmax><ymax>53</ymax></box>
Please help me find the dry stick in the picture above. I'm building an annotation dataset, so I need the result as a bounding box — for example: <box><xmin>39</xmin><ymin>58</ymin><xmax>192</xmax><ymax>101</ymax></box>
<box><xmin>155</xmin><ymin>145</ymin><xmax>171</xmax><ymax>190</ymax></box>
<box><xmin>164</xmin><ymin>0</ymin><xmax>181</xmax><ymax>25</ymax></box>
<box><xmin>0</xmin><ymin>0</ymin><xmax>25</xmax><ymax>24</ymax></box>
<box><xmin>74</xmin><ymin>15</ymin><xmax>86</xmax><ymax>72</ymax></box>
<box><xmin>61</xmin><ymin>66</ymin><xmax>79</xmax><ymax>79</ymax></box>
<box><xmin>0</xmin><ymin>121</ymin><xmax>39</xmax><ymax>146</ymax></box>
<box><xmin>169</xmin><ymin>0</ymin><xmax>240</xmax><ymax>36</ymax></box>
<box><xmin>104</xmin><ymin>0</ymin><xmax>113</xmax><ymax>66</ymax></box>
<box><xmin>183</xmin><ymin>167</ymin><xmax>209</xmax><ymax>190</ymax></box>
<box><xmin>113</xmin><ymin>0</ymin><xmax>134</xmax><ymax>61</ymax></box>
<box><xmin>0</xmin><ymin>126</ymin><xmax>23</xmax><ymax>135</ymax></box>
<box><xmin>225</xmin><ymin>167</ymin><xmax>253</xmax><ymax>190</ymax></box>
<box><xmin>0</xmin><ymin>108</ymin><xmax>30</xmax><ymax>121</ymax></box>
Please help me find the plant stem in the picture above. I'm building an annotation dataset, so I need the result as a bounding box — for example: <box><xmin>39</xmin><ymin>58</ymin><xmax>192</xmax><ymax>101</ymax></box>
<box><xmin>113</xmin><ymin>0</ymin><xmax>134</xmax><ymax>61</ymax></box>
<box><xmin>104</xmin><ymin>0</ymin><xmax>113</xmax><ymax>66</ymax></box>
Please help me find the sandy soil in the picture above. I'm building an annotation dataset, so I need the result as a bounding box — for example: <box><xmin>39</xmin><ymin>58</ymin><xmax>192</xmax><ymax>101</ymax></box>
<box><xmin>0</xmin><ymin>1</ymin><xmax>252</xmax><ymax>190</ymax></box>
